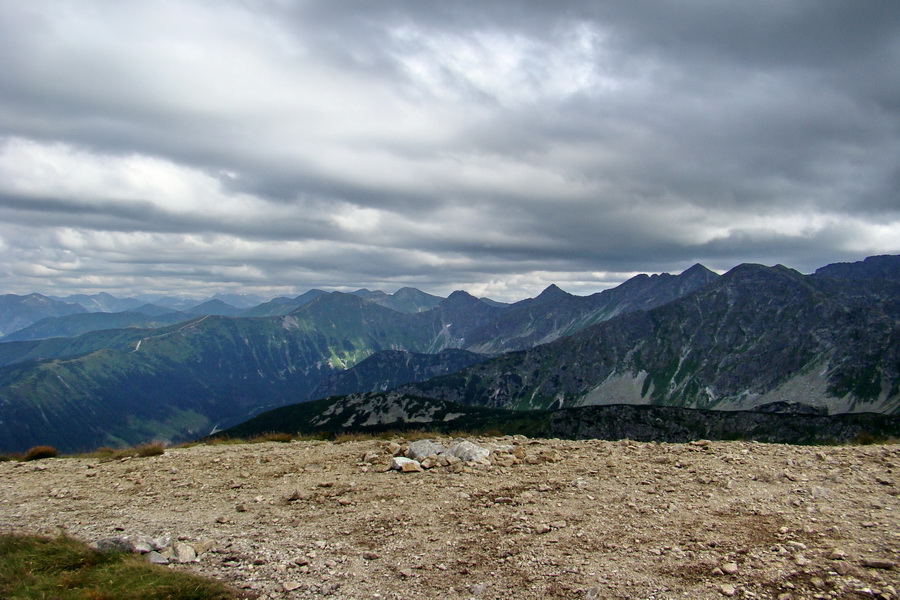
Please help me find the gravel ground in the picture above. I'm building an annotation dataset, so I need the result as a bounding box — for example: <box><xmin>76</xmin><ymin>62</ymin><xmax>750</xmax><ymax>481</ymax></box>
<box><xmin>1</xmin><ymin>436</ymin><xmax>898</xmax><ymax>600</ymax></box>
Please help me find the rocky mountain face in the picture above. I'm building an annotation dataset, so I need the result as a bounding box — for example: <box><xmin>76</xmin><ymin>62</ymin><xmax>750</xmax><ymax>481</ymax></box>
<box><xmin>462</xmin><ymin>264</ymin><xmax>719</xmax><ymax>353</ymax></box>
<box><xmin>399</xmin><ymin>262</ymin><xmax>900</xmax><ymax>415</ymax></box>
<box><xmin>308</xmin><ymin>349</ymin><xmax>488</xmax><ymax>400</ymax></box>
<box><xmin>814</xmin><ymin>254</ymin><xmax>900</xmax><ymax>281</ymax></box>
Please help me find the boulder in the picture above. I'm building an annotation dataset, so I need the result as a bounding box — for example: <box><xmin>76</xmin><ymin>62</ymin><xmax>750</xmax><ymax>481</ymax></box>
<box><xmin>173</xmin><ymin>542</ymin><xmax>197</xmax><ymax>563</ymax></box>
<box><xmin>406</xmin><ymin>440</ymin><xmax>445</xmax><ymax>461</ymax></box>
<box><xmin>447</xmin><ymin>441</ymin><xmax>489</xmax><ymax>463</ymax></box>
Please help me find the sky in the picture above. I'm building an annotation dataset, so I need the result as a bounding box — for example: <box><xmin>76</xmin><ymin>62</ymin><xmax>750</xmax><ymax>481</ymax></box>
<box><xmin>1</xmin><ymin>1</ymin><xmax>899</xmax><ymax>302</ymax></box>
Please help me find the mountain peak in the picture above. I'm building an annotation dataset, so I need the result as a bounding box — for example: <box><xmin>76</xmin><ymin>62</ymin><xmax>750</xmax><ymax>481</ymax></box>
<box><xmin>535</xmin><ymin>284</ymin><xmax>572</xmax><ymax>301</ymax></box>
<box><xmin>445</xmin><ymin>290</ymin><xmax>479</xmax><ymax>303</ymax></box>
<box><xmin>814</xmin><ymin>254</ymin><xmax>900</xmax><ymax>281</ymax></box>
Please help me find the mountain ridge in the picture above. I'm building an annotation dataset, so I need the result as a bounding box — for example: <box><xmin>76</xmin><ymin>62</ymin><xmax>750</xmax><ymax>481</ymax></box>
<box><xmin>0</xmin><ymin>256</ymin><xmax>897</xmax><ymax>453</ymax></box>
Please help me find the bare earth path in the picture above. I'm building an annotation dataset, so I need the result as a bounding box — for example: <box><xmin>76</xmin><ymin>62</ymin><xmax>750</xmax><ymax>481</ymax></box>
<box><xmin>1</xmin><ymin>437</ymin><xmax>898</xmax><ymax>600</ymax></box>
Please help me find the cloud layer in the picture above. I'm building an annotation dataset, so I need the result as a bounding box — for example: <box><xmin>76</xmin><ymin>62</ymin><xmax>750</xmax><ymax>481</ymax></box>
<box><xmin>1</xmin><ymin>1</ymin><xmax>898</xmax><ymax>300</ymax></box>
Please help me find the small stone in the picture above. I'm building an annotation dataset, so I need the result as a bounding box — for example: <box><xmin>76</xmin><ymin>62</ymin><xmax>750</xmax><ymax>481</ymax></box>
<box><xmin>539</xmin><ymin>450</ymin><xmax>562</xmax><ymax>463</ymax></box>
<box><xmin>294</xmin><ymin>556</ymin><xmax>310</xmax><ymax>566</ymax></box>
<box><xmin>386</xmin><ymin>442</ymin><xmax>402</xmax><ymax>456</ymax></box>
<box><xmin>493</xmin><ymin>455</ymin><xmax>516</xmax><ymax>468</ymax></box>
<box><xmin>549</xmin><ymin>520</ymin><xmax>567</xmax><ymax>529</ymax></box>
<box><xmin>362</xmin><ymin>451</ymin><xmax>379</xmax><ymax>463</ymax></box>
<box><xmin>193</xmin><ymin>539</ymin><xmax>216</xmax><ymax>555</ymax></box>
<box><xmin>721</xmin><ymin>562</ymin><xmax>739</xmax><ymax>575</ymax></box>
<box><xmin>235</xmin><ymin>504</ymin><xmax>247</xmax><ymax>512</ymax></box>
<box><xmin>362</xmin><ymin>551</ymin><xmax>380</xmax><ymax>560</ymax></box>
<box><xmin>283</xmin><ymin>581</ymin><xmax>301</xmax><ymax>592</ymax></box>
<box><xmin>794</xmin><ymin>555</ymin><xmax>811</xmax><ymax>567</ymax></box>
<box><xmin>719</xmin><ymin>583</ymin><xmax>736</xmax><ymax>596</ymax></box>
<box><xmin>827</xmin><ymin>548</ymin><xmax>847</xmax><ymax>560</ymax></box>
<box><xmin>834</xmin><ymin>562</ymin><xmax>851</xmax><ymax>576</ymax></box>
<box><xmin>132</xmin><ymin>541</ymin><xmax>153</xmax><ymax>554</ymax></box>
<box><xmin>398</xmin><ymin>567</ymin><xmax>414</xmax><ymax>578</ymax></box>
<box><xmin>146</xmin><ymin>551</ymin><xmax>169</xmax><ymax>565</ymax></box>
<box><xmin>173</xmin><ymin>542</ymin><xmax>197</xmax><ymax>564</ymax></box>
<box><xmin>390</xmin><ymin>457</ymin><xmax>423</xmax><ymax>472</ymax></box>
<box><xmin>494</xmin><ymin>497</ymin><xmax>514</xmax><ymax>505</ymax></box>
<box><xmin>535</xmin><ymin>524</ymin><xmax>551</xmax><ymax>534</ymax></box>
<box><xmin>862</xmin><ymin>558</ymin><xmax>896</xmax><ymax>570</ymax></box>
<box><xmin>151</xmin><ymin>535</ymin><xmax>172</xmax><ymax>551</ymax></box>
<box><xmin>337</xmin><ymin>497</ymin><xmax>352</xmax><ymax>506</ymax></box>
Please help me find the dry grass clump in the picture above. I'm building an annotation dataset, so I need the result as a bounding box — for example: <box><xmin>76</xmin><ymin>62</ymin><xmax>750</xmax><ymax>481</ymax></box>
<box><xmin>251</xmin><ymin>432</ymin><xmax>294</xmax><ymax>443</ymax></box>
<box><xmin>81</xmin><ymin>442</ymin><xmax>166</xmax><ymax>461</ymax></box>
<box><xmin>134</xmin><ymin>442</ymin><xmax>166</xmax><ymax>457</ymax></box>
<box><xmin>24</xmin><ymin>445</ymin><xmax>59</xmax><ymax>461</ymax></box>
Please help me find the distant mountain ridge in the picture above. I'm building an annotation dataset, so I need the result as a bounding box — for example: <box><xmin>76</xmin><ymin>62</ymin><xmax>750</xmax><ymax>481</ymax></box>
<box><xmin>0</xmin><ymin>294</ymin><xmax>87</xmax><ymax>337</ymax></box>
<box><xmin>397</xmin><ymin>262</ymin><xmax>900</xmax><ymax>415</ymax></box>
<box><xmin>0</xmin><ymin>265</ymin><xmax>717</xmax><ymax>452</ymax></box>
<box><xmin>1</xmin><ymin>255</ymin><xmax>897</xmax><ymax>454</ymax></box>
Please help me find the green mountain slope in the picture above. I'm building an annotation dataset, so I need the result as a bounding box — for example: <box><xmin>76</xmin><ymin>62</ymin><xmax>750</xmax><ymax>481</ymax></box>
<box><xmin>0</xmin><ymin>311</ymin><xmax>191</xmax><ymax>342</ymax></box>
<box><xmin>0</xmin><ymin>293</ymin><xmax>501</xmax><ymax>452</ymax></box>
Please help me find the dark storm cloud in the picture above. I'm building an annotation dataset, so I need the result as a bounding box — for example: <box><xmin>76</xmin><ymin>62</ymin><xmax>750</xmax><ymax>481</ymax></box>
<box><xmin>0</xmin><ymin>1</ymin><xmax>898</xmax><ymax>300</ymax></box>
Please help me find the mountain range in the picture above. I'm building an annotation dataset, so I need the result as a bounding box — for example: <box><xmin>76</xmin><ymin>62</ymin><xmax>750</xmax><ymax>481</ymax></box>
<box><xmin>0</xmin><ymin>255</ymin><xmax>897</xmax><ymax>453</ymax></box>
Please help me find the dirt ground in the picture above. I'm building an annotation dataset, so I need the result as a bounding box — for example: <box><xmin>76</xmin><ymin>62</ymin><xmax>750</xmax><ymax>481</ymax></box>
<box><xmin>1</xmin><ymin>436</ymin><xmax>898</xmax><ymax>600</ymax></box>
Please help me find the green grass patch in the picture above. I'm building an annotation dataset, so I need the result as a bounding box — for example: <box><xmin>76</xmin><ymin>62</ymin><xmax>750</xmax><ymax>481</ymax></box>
<box><xmin>0</xmin><ymin>533</ymin><xmax>242</xmax><ymax>600</ymax></box>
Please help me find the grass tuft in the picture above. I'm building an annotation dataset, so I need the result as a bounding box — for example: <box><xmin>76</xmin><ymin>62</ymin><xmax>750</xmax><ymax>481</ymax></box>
<box><xmin>134</xmin><ymin>442</ymin><xmax>166</xmax><ymax>457</ymax></box>
<box><xmin>0</xmin><ymin>533</ymin><xmax>243</xmax><ymax>600</ymax></box>
<box><xmin>24</xmin><ymin>446</ymin><xmax>59</xmax><ymax>461</ymax></box>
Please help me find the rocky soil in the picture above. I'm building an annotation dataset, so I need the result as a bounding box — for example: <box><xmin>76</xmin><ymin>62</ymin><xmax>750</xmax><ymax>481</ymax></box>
<box><xmin>1</xmin><ymin>437</ymin><xmax>898</xmax><ymax>600</ymax></box>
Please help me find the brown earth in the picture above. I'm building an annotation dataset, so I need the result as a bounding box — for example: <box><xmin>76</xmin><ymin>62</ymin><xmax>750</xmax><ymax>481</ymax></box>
<box><xmin>1</xmin><ymin>436</ymin><xmax>898</xmax><ymax>600</ymax></box>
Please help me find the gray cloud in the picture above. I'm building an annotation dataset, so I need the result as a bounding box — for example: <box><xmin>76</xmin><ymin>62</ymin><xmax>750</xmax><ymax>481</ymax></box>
<box><xmin>0</xmin><ymin>0</ymin><xmax>898</xmax><ymax>301</ymax></box>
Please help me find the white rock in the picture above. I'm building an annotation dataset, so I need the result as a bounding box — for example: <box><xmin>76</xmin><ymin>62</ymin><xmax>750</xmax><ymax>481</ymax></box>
<box><xmin>721</xmin><ymin>562</ymin><xmax>739</xmax><ymax>575</ymax></box>
<box><xmin>146</xmin><ymin>551</ymin><xmax>169</xmax><ymax>565</ymax></box>
<box><xmin>405</xmin><ymin>440</ymin><xmax>445</xmax><ymax>461</ymax></box>
<box><xmin>447</xmin><ymin>441</ymin><xmax>489</xmax><ymax>463</ymax></box>
<box><xmin>173</xmin><ymin>542</ymin><xmax>197</xmax><ymax>563</ymax></box>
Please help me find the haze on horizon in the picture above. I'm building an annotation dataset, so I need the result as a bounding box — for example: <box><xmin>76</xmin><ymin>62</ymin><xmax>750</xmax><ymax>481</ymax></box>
<box><xmin>1</xmin><ymin>1</ymin><xmax>898</xmax><ymax>303</ymax></box>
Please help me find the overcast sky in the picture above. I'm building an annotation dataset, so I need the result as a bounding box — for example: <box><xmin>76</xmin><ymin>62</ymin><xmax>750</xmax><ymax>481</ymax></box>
<box><xmin>1</xmin><ymin>1</ymin><xmax>898</xmax><ymax>302</ymax></box>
